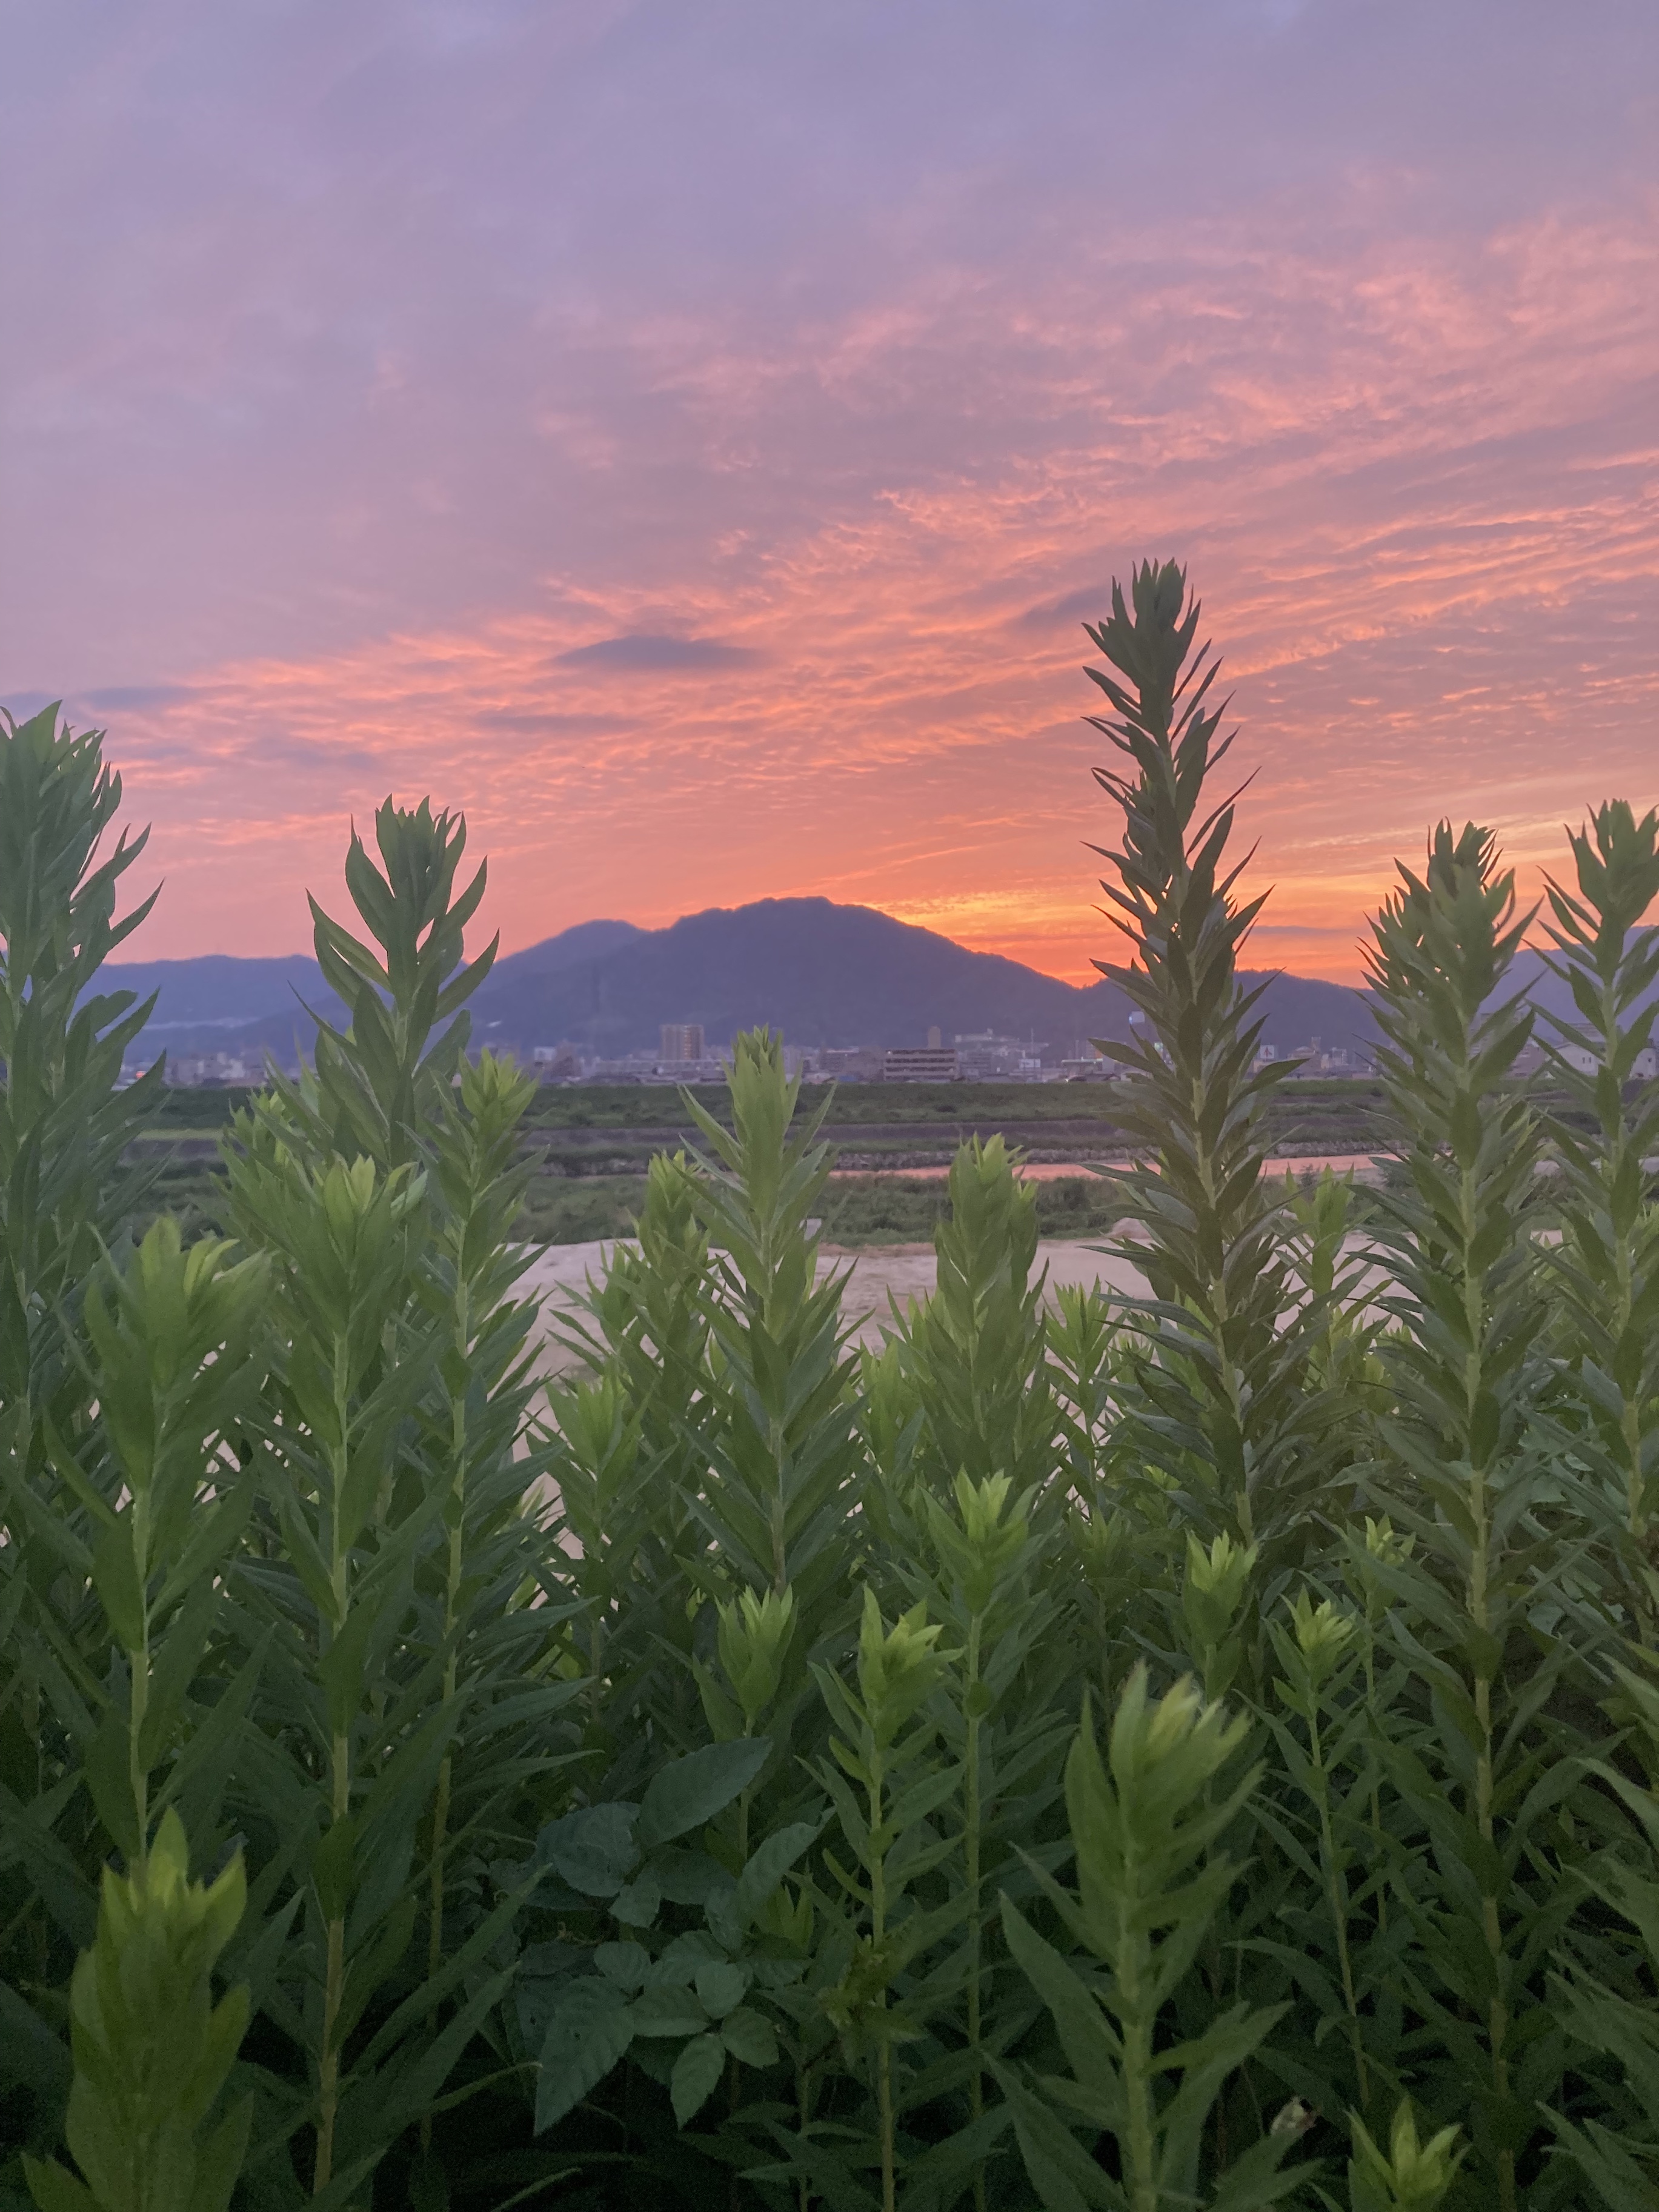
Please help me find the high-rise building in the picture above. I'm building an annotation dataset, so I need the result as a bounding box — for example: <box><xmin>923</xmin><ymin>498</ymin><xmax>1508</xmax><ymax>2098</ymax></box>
<box><xmin>659</xmin><ymin>1022</ymin><xmax>705</xmax><ymax>1064</ymax></box>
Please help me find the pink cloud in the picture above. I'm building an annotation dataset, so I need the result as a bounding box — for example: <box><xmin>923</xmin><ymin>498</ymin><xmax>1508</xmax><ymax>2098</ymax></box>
<box><xmin>18</xmin><ymin>171</ymin><xmax>1659</xmax><ymax>985</ymax></box>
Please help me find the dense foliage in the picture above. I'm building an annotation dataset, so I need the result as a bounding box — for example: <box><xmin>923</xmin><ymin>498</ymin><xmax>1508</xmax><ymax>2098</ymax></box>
<box><xmin>5</xmin><ymin>565</ymin><xmax>1659</xmax><ymax>2212</ymax></box>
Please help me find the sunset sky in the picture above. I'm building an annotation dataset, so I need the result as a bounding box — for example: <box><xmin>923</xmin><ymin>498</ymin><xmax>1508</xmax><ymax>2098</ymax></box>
<box><xmin>3</xmin><ymin>1</ymin><xmax>1655</xmax><ymax>983</ymax></box>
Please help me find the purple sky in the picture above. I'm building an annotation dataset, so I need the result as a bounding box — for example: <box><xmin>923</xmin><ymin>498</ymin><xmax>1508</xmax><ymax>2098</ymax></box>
<box><xmin>4</xmin><ymin>1</ymin><xmax>1656</xmax><ymax>978</ymax></box>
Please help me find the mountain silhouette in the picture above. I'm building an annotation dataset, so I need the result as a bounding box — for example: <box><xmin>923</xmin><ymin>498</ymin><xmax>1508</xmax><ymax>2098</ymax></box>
<box><xmin>107</xmin><ymin>897</ymin><xmax>1377</xmax><ymax>1070</ymax></box>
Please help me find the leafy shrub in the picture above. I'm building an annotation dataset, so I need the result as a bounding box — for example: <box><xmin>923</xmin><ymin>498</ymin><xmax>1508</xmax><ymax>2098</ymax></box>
<box><xmin>5</xmin><ymin>570</ymin><xmax>1659</xmax><ymax>2212</ymax></box>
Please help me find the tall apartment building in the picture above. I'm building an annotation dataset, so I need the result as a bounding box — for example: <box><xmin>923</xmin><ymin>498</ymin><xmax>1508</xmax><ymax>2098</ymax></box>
<box><xmin>659</xmin><ymin>1021</ymin><xmax>705</xmax><ymax>1064</ymax></box>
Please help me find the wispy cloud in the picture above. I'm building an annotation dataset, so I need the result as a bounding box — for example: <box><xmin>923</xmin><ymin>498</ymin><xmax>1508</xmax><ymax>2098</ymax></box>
<box><xmin>2</xmin><ymin>4</ymin><xmax>1654</xmax><ymax>981</ymax></box>
<box><xmin>554</xmin><ymin>634</ymin><xmax>761</xmax><ymax>672</ymax></box>
<box><xmin>82</xmin><ymin>683</ymin><xmax>202</xmax><ymax>711</ymax></box>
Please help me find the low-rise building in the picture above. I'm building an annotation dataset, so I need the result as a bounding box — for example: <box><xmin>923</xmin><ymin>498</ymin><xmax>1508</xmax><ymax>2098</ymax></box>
<box><xmin>953</xmin><ymin>1031</ymin><xmax>1049</xmax><ymax>1081</ymax></box>
<box><xmin>164</xmin><ymin>1051</ymin><xmax>259</xmax><ymax>1087</ymax></box>
<box><xmin>882</xmin><ymin>1046</ymin><xmax>960</xmax><ymax>1083</ymax></box>
<box><xmin>646</xmin><ymin>1055</ymin><xmax>728</xmax><ymax>1084</ymax></box>
<box><xmin>1552</xmin><ymin>1043</ymin><xmax>1659</xmax><ymax>1080</ymax></box>
<box><xmin>532</xmin><ymin>1041</ymin><xmax>583</xmax><ymax>1081</ymax></box>
<box><xmin>813</xmin><ymin>1046</ymin><xmax>885</xmax><ymax>1083</ymax></box>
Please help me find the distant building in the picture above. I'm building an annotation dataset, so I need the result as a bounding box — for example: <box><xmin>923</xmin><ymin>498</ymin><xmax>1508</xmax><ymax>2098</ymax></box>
<box><xmin>953</xmin><ymin>1031</ymin><xmax>1048</xmax><ymax>1081</ymax></box>
<box><xmin>533</xmin><ymin>1041</ymin><xmax>582</xmax><ymax>1081</ymax></box>
<box><xmin>165</xmin><ymin>1051</ymin><xmax>258</xmax><ymax>1088</ymax></box>
<box><xmin>883</xmin><ymin>1046</ymin><xmax>960</xmax><ymax>1083</ymax></box>
<box><xmin>645</xmin><ymin>1057</ymin><xmax>728</xmax><ymax>1085</ymax></box>
<box><xmin>1554</xmin><ymin>1043</ymin><xmax>1659</xmax><ymax>1080</ymax></box>
<box><xmin>1287</xmin><ymin>1040</ymin><xmax>1374</xmax><ymax>1078</ymax></box>
<box><xmin>927</xmin><ymin>1025</ymin><xmax>942</xmax><ymax>1050</ymax></box>
<box><xmin>814</xmin><ymin>1046</ymin><xmax>885</xmax><ymax>1083</ymax></box>
<box><xmin>659</xmin><ymin>1022</ymin><xmax>705</xmax><ymax>1064</ymax></box>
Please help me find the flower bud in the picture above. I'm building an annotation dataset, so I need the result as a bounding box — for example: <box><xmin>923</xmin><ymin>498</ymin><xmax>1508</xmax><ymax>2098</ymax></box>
<box><xmin>716</xmin><ymin>1585</ymin><xmax>797</xmax><ymax>1732</ymax></box>
<box><xmin>1348</xmin><ymin>2099</ymin><xmax>1465</xmax><ymax>2212</ymax></box>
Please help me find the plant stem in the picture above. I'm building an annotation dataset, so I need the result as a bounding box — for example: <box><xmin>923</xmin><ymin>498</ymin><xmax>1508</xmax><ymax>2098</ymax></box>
<box><xmin>1361</xmin><ymin>1626</ymin><xmax>1388</xmax><ymax>1939</ymax></box>
<box><xmin>423</xmin><ymin>1279</ymin><xmax>470</xmax><ymax>2154</ymax></box>
<box><xmin>868</xmin><ymin>1736</ymin><xmax>895</xmax><ymax>2212</ymax></box>
<box><xmin>127</xmin><ymin>1515</ymin><xmax>151</xmax><ymax>1863</ymax></box>
<box><xmin>1189</xmin><ymin>1068</ymin><xmax>1254</xmax><ymax>1547</ymax></box>
<box><xmin>1306</xmin><ymin>1693</ymin><xmax>1369</xmax><ymax>2110</ymax></box>
<box><xmin>1597</xmin><ymin>967</ymin><xmax>1652</xmax><ymax>1619</ymax></box>
<box><xmin>1119</xmin><ymin>1859</ymin><xmax>1158</xmax><ymax>2212</ymax></box>
<box><xmin>963</xmin><ymin>1609</ymin><xmax>986</xmax><ymax>2212</ymax></box>
<box><xmin>1460</xmin><ymin>1152</ymin><xmax>1514</xmax><ymax>2212</ymax></box>
<box><xmin>796</xmin><ymin>2059</ymin><xmax>812</xmax><ymax>2212</ymax></box>
<box><xmin>315</xmin><ymin>1349</ymin><xmax>353</xmax><ymax>2197</ymax></box>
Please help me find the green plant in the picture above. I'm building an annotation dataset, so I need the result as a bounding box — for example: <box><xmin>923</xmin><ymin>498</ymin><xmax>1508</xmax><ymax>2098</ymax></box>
<box><xmin>1544</xmin><ymin>1666</ymin><xmax>1659</xmax><ymax>2207</ymax></box>
<box><xmin>1538</xmin><ymin>801</ymin><xmax>1659</xmax><ymax>1639</ymax></box>
<box><xmin>24</xmin><ymin>1810</ymin><xmax>251</xmax><ymax>2212</ymax></box>
<box><xmin>15</xmin><ymin>570</ymin><xmax>1659</xmax><ymax>2212</ymax></box>
<box><xmin>889</xmin><ymin>1135</ymin><xmax>1054</xmax><ymax>1500</ymax></box>
<box><xmin>812</xmin><ymin>1590</ymin><xmax>960</xmax><ymax>2212</ymax></box>
<box><xmin>683</xmin><ymin>1031</ymin><xmax>865</xmax><ymax>1640</ymax></box>
<box><xmin>214</xmin><ymin>805</ymin><xmax>563</xmax><ymax>2207</ymax></box>
<box><xmin>996</xmin><ymin>1666</ymin><xmax>1296</xmax><ymax>2211</ymax></box>
<box><xmin>1341</xmin><ymin>2101</ymin><xmax>1464</xmax><ymax>2212</ymax></box>
<box><xmin>1</xmin><ymin>707</ymin><xmax>168</xmax><ymax>1992</ymax></box>
<box><xmin>920</xmin><ymin>1472</ymin><xmax>1067</xmax><ymax>2212</ymax></box>
<box><xmin>75</xmin><ymin>1219</ymin><xmax>268</xmax><ymax>1866</ymax></box>
<box><xmin>1361</xmin><ymin>821</ymin><xmax>1581</xmax><ymax>2208</ymax></box>
<box><xmin>1083</xmin><ymin>562</ymin><xmax>1331</xmax><ymax>1557</ymax></box>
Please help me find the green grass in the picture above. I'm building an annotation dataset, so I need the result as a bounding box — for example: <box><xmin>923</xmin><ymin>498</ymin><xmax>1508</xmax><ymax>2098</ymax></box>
<box><xmin>136</xmin><ymin>1149</ymin><xmax>1383</xmax><ymax>1250</ymax></box>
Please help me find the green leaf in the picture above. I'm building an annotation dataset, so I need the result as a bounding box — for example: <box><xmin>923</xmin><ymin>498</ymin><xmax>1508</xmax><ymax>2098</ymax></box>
<box><xmin>612</xmin><ymin>1870</ymin><xmax>662</xmax><ymax>1928</ymax></box>
<box><xmin>0</xmin><ymin>1978</ymin><xmax>71</xmax><ymax>2101</ymax></box>
<box><xmin>988</xmin><ymin>2060</ymin><xmax>1124</xmax><ymax>2212</ymax></box>
<box><xmin>719</xmin><ymin>2007</ymin><xmax>777</xmax><ymax>2067</ymax></box>
<box><xmin>733</xmin><ymin>1816</ymin><xmax>825</xmax><ymax>1928</ymax></box>
<box><xmin>536</xmin><ymin>1804</ymin><xmax>639</xmax><ymax>1898</ymax></box>
<box><xmin>999</xmin><ymin>1895</ymin><xmax>1122</xmax><ymax>2093</ymax></box>
<box><xmin>636</xmin><ymin>1737</ymin><xmax>771</xmax><ymax>1851</ymax></box>
<box><xmin>185</xmin><ymin>2097</ymin><xmax>254</xmax><ymax>2212</ymax></box>
<box><xmin>22</xmin><ymin>2158</ymin><xmax>97</xmax><ymax>2212</ymax></box>
<box><xmin>533</xmin><ymin>1980</ymin><xmax>634</xmax><ymax>2134</ymax></box>
<box><xmin>694</xmin><ymin>1961</ymin><xmax>746</xmax><ymax>2019</ymax></box>
<box><xmin>595</xmin><ymin>1942</ymin><xmax>650</xmax><ymax>1990</ymax></box>
<box><xmin>670</xmin><ymin>2033</ymin><xmax>726</xmax><ymax>2126</ymax></box>
<box><xmin>630</xmin><ymin>1984</ymin><xmax>708</xmax><ymax>2038</ymax></box>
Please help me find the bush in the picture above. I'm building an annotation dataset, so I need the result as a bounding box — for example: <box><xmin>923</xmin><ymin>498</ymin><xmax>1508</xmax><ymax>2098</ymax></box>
<box><xmin>5</xmin><ymin>568</ymin><xmax>1659</xmax><ymax>2212</ymax></box>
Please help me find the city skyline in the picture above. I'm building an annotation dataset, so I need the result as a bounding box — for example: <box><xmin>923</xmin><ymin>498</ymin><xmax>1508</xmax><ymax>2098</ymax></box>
<box><xmin>4</xmin><ymin>2</ymin><xmax>1655</xmax><ymax>984</ymax></box>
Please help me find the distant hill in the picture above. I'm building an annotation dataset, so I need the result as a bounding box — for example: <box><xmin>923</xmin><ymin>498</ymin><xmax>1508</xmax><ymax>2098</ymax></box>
<box><xmin>106</xmin><ymin>898</ymin><xmax>1378</xmax><ymax>1069</ymax></box>
<box><xmin>99</xmin><ymin>954</ymin><xmax>343</xmax><ymax>1038</ymax></box>
<box><xmin>488</xmin><ymin>917</ymin><xmax>645</xmax><ymax>979</ymax></box>
<box><xmin>470</xmin><ymin>897</ymin><xmax>1375</xmax><ymax>1062</ymax></box>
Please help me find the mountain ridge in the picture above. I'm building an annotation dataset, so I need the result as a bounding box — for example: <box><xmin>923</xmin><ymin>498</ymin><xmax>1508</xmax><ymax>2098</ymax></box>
<box><xmin>105</xmin><ymin>895</ymin><xmax>1377</xmax><ymax>1069</ymax></box>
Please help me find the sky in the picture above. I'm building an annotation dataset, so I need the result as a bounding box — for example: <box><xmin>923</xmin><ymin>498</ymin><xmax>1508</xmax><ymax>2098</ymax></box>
<box><xmin>2</xmin><ymin>0</ymin><xmax>1656</xmax><ymax>984</ymax></box>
